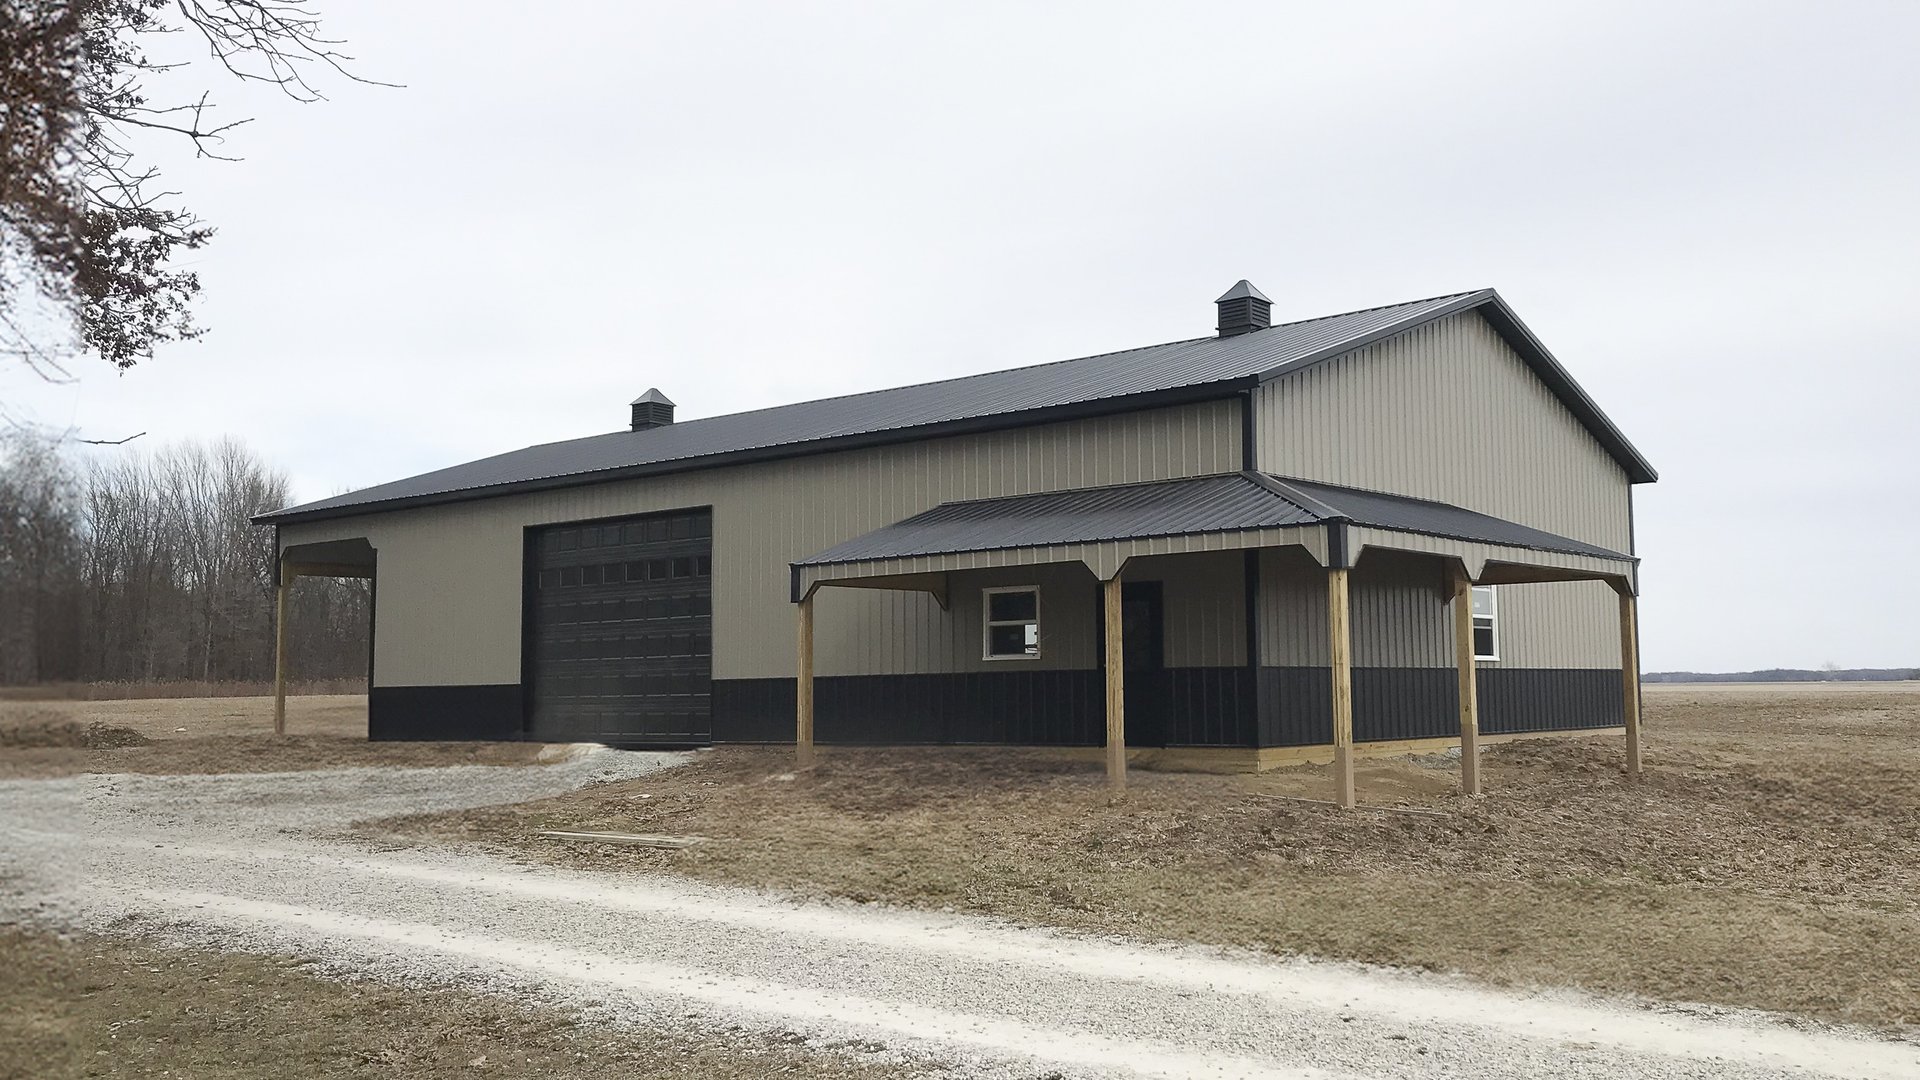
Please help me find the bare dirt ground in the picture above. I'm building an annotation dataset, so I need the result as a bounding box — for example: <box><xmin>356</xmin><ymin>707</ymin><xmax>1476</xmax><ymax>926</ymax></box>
<box><xmin>1</xmin><ymin>928</ymin><xmax>919</xmax><ymax>1080</ymax></box>
<box><xmin>380</xmin><ymin>685</ymin><xmax>1920</xmax><ymax>1032</ymax></box>
<box><xmin>7</xmin><ymin>754</ymin><xmax>1913</xmax><ymax>1080</ymax></box>
<box><xmin>0</xmin><ymin>696</ymin><xmax>548</xmax><ymax>778</ymax></box>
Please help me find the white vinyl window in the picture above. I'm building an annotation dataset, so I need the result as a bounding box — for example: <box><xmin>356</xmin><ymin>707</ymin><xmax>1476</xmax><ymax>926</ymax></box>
<box><xmin>983</xmin><ymin>586</ymin><xmax>1041</xmax><ymax>659</ymax></box>
<box><xmin>1471</xmin><ymin>585</ymin><xmax>1499</xmax><ymax>661</ymax></box>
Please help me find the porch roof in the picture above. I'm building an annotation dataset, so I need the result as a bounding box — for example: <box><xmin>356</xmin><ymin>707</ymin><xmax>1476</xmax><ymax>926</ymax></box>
<box><xmin>795</xmin><ymin>472</ymin><xmax>1632</xmax><ymax>570</ymax></box>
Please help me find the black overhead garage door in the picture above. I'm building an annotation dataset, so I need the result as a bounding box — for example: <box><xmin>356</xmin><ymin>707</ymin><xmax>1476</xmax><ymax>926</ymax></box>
<box><xmin>525</xmin><ymin>509</ymin><xmax>712</xmax><ymax>745</ymax></box>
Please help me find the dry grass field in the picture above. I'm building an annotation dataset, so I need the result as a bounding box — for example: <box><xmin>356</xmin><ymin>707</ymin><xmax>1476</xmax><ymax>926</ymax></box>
<box><xmin>0</xmin><ymin>929</ymin><xmax>918</xmax><ymax>1080</ymax></box>
<box><xmin>0</xmin><ymin>679</ymin><xmax>366</xmax><ymax>702</ymax></box>
<box><xmin>379</xmin><ymin>684</ymin><xmax>1920</xmax><ymax>1032</ymax></box>
<box><xmin>0</xmin><ymin>696</ymin><xmax>547</xmax><ymax>778</ymax></box>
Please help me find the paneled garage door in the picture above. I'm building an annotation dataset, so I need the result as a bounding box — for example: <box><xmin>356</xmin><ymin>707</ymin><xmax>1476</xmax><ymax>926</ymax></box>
<box><xmin>526</xmin><ymin>508</ymin><xmax>712</xmax><ymax>745</ymax></box>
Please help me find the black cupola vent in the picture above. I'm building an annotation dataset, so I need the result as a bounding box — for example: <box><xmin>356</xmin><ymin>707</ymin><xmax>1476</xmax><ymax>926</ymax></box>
<box><xmin>630</xmin><ymin>388</ymin><xmax>675</xmax><ymax>431</ymax></box>
<box><xmin>1215</xmin><ymin>279</ymin><xmax>1272</xmax><ymax>337</ymax></box>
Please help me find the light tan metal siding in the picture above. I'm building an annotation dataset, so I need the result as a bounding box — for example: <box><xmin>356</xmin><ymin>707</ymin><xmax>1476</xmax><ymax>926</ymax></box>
<box><xmin>1349</xmin><ymin>549</ymin><xmax>1451</xmax><ymax>668</ymax></box>
<box><xmin>822</xmin><ymin>563</ymin><xmax>1102</xmax><ymax>674</ymax></box>
<box><xmin>1252</xmin><ymin>311</ymin><xmax>1631</xmax><ymax>551</ymax></box>
<box><xmin>1486</xmin><ymin>581</ymin><xmax>1622</xmax><ymax>668</ymax></box>
<box><xmin>278</xmin><ymin>398</ymin><xmax>1242</xmax><ymax>686</ymax></box>
<box><xmin>1256</xmin><ymin>539</ymin><xmax>1624</xmax><ymax>671</ymax></box>
<box><xmin>1252</xmin><ymin>311</ymin><xmax>1633</xmax><ymax>669</ymax></box>
<box><xmin>1257</xmin><ymin>546</ymin><xmax>1328</xmax><ymax>667</ymax></box>
<box><xmin>1259</xmin><ymin>546</ymin><xmax>1452</xmax><ymax>669</ymax></box>
<box><xmin>1127</xmin><ymin>551</ymin><xmax>1246</xmax><ymax>668</ymax></box>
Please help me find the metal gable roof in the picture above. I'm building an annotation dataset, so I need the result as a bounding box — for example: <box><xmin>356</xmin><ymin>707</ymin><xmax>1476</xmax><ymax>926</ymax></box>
<box><xmin>1255</xmin><ymin>476</ymin><xmax>1631</xmax><ymax>561</ymax></box>
<box><xmin>796</xmin><ymin>474</ymin><xmax>1323</xmax><ymax>566</ymax></box>
<box><xmin>795</xmin><ymin>472</ymin><xmax>1632</xmax><ymax>568</ymax></box>
<box><xmin>258</xmin><ymin>288</ymin><xmax>1655</xmax><ymax>525</ymax></box>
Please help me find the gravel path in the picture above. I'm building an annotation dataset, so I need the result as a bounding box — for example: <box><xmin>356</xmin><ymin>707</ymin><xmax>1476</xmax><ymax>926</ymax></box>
<box><xmin>3</xmin><ymin>753</ymin><xmax>1915</xmax><ymax>1080</ymax></box>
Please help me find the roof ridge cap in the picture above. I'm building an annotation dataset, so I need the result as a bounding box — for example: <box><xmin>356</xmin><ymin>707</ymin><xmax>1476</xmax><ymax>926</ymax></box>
<box><xmin>1241</xmin><ymin>471</ymin><xmax>1342</xmax><ymax>521</ymax></box>
<box><xmin>1258</xmin><ymin>289</ymin><xmax>1490</xmax><ymax>332</ymax></box>
<box><xmin>654</xmin><ymin>334</ymin><xmax>1216</xmax><ymax>431</ymax></box>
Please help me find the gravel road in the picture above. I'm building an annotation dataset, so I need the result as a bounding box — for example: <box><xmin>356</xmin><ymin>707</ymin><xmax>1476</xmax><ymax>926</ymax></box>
<box><xmin>3</xmin><ymin>752</ymin><xmax>1915</xmax><ymax>1080</ymax></box>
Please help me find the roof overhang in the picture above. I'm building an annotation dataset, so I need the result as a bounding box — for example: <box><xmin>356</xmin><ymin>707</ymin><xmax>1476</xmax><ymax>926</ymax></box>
<box><xmin>792</xmin><ymin>472</ymin><xmax>1637</xmax><ymax>600</ymax></box>
<box><xmin>257</xmin><ymin>287</ymin><xmax>1655</xmax><ymax>529</ymax></box>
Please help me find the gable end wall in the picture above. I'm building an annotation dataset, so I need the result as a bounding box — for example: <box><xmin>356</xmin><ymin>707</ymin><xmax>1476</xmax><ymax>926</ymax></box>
<box><xmin>1252</xmin><ymin>310</ymin><xmax>1635</xmax><ymax>674</ymax></box>
<box><xmin>1252</xmin><ymin>309</ymin><xmax>1631</xmax><ymax>551</ymax></box>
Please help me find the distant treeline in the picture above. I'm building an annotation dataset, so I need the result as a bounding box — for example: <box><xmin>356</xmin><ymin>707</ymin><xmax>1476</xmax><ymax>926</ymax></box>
<box><xmin>1645</xmin><ymin>668</ymin><xmax>1920</xmax><ymax>683</ymax></box>
<box><xmin>0</xmin><ymin>433</ymin><xmax>368</xmax><ymax>686</ymax></box>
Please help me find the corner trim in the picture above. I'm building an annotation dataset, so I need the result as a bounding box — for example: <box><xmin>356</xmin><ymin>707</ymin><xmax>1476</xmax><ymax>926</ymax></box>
<box><xmin>1326</xmin><ymin>521</ymin><xmax>1352</xmax><ymax>569</ymax></box>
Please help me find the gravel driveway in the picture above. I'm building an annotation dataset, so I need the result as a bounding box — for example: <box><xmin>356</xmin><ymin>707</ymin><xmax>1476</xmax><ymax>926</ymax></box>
<box><xmin>2</xmin><ymin>752</ymin><xmax>1914</xmax><ymax>1080</ymax></box>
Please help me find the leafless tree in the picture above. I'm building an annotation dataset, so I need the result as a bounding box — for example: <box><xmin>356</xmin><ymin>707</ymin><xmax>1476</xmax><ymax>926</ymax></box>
<box><xmin>0</xmin><ymin>430</ymin><xmax>81</xmax><ymax>680</ymax></box>
<box><xmin>1</xmin><ymin>1</ymin><xmax>383</xmax><ymax>380</ymax></box>
<box><xmin>0</xmin><ymin>432</ymin><xmax>369</xmax><ymax>685</ymax></box>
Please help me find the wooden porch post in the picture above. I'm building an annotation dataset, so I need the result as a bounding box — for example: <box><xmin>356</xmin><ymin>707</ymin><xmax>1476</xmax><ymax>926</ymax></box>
<box><xmin>1618</xmin><ymin>584</ymin><xmax>1642</xmax><ymax>780</ymax></box>
<box><xmin>1451</xmin><ymin>569</ymin><xmax>1481</xmax><ymax>795</ymax></box>
<box><xmin>796</xmin><ymin>589</ymin><xmax>816</xmax><ymax>769</ymax></box>
<box><xmin>272</xmin><ymin>568</ymin><xmax>291</xmax><ymax>736</ymax></box>
<box><xmin>1328</xmin><ymin>566</ymin><xmax>1355</xmax><ymax>808</ymax></box>
<box><xmin>1103</xmin><ymin>574</ymin><xmax>1126</xmax><ymax>790</ymax></box>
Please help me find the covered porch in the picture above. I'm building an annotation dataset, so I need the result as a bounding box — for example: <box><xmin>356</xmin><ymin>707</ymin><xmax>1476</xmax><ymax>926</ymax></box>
<box><xmin>790</xmin><ymin>472</ymin><xmax>1642</xmax><ymax>806</ymax></box>
<box><xmin>270</xmin><ymin>536</ymin><xmax>377</xmax><ymax>735</ymax></box>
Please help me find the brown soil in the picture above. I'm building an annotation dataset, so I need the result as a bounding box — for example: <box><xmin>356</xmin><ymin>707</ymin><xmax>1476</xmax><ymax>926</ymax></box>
<box><xmin>0</xmin><ymin>697</ymin><xmax>548</xmax><ymax>778</ymax></box>
<box><xmin>0</xmin><ymin>720</ymin><xmax>150</xmax><ymax>750</ymax></box>
<box><xmin>0</xmin><ymin>929</ymin><xmax>922</xmax><ymax>1080</ymax></box>
<box><xmin>376</xmin><ymin>687</ymin><xmax>1920</xmax><ymax>1032</ymax></box>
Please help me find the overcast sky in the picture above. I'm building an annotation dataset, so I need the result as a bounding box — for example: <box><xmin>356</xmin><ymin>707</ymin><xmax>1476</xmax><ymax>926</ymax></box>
<box><xmin>7</xmin><ymin>1</ymin><xmax>1917</xmax><ymax>672</ymax></box>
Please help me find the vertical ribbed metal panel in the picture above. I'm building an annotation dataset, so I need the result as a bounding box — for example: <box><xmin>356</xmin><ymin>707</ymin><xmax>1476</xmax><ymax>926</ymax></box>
<box><xmin>1489</xmin><ymin>580</ymin><xmax>1621</xmax><ymax>667</ymax></box>
<box><xmin>1253</xmin><ymin>310</ymin><xmax>1631</xmax><ymax>669</ymax></box>
<box><xmin>1252</xmin><ymin>312</ymin><xmax>1631</xmax><ymax>551</ymax></box>
<box><xmin>277</xmin><ymin>397</ymin><xmax>1242</xmax><ymax>686</ymax></box>
<box><xmin>1257</xmin><ymin>545</ymin><xmax>1328</xmax><ymax>667</ymax></box>
<box><xmin>1348</xmin><ymin>549</ymin><xmax>1451</xmax><ymax>668</ymax></box>
<box><xmin>1126</xmin><ymin>550</ymin><xmax>1245</xmax><ymax>668</ymax></box>
<box><xmin>1259</xmin><ymin>546</ymin><xmax>1455</xmax><ymax>670</ymax></box>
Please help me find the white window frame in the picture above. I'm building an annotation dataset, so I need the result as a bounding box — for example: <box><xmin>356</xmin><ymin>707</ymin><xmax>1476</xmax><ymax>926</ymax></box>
<box><xmin>1471</xmin><ymin>584</ymin><xmax>1500</xmax><ymax>662</ymax></box>
<box><xmin>982</xmin><ymin>585</ymin><xmax>1042</xmax><ymax>661</ymax></box>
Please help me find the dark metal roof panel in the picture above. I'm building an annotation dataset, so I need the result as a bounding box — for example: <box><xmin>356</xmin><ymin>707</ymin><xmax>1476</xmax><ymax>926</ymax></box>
<box><xmin>797</xmin><ymin>474</ymin><xmax>1321</xmax><ymax>566</ymax></box>
<box><xmin>796</xmin><ymin>471</ymin><xmax>1631</xmax><ymax>568</ymax></box>
<box><xmin>1269</xmin><ymin>476</ymin><xmax>1631</xmax><ymax>560</ymax></box>
<box><xmin>258</xmin><ymin>291</ymin><xmax>1487</xmax><ymax>522</ymax></box>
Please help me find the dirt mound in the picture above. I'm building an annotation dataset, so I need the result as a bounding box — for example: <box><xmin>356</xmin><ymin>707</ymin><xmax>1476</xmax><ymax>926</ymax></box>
<box><xmin>0</xmin><ymin>717</ymin><xmax>151</xmax><ymax>750</ymax></box>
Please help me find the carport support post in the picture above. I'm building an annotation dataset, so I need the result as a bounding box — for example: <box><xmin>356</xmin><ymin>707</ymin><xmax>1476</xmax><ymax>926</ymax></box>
<box><xmin>272</xmin><ymin>566</ymin><xmax>290</xmax><ymax>736</ymax></box>
<box><xmin>1617</xmin><ymin>583</ymin><xmax>1642</xmax><ymax>780</ymax></box>
<box><xmin>1103</xmin><ymin>574</ymin><xmax>1126</xmax><ymax>790</ymax></box>
<box><xmin>1328</xmin><ymin>566</ymin><xmax>1355</xmax><ymax>808</ymax></box>
<box><xmin>796</xmin><ymin>589</ymin><xmax>816</xmax><ymax>769</ymax></box>
<box><xmin>1451</xmin><ymin>569</ymin><xmax>1481</xmax><ymax>795</ymax></box>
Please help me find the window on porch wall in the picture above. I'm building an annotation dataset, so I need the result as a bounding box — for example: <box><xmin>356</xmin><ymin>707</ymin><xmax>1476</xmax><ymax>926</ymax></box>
<box><xmin>1471</xmin><ymin>585</ymin><xmax>1498</xmax><ymax>661</ymax></box>
<box><xmin>983</xmin><ymin>587</ymin><xmax>1040</xmax><ymax>659</ymax></box>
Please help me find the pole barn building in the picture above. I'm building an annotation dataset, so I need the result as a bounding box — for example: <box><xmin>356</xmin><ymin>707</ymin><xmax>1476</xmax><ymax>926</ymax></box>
<box><xmin>257</xmin><ymin>284</ymin><xmax>1656</xmax><ymax>798</ymax></box>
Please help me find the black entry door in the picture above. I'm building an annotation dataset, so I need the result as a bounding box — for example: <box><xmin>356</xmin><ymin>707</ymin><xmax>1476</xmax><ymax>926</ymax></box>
<box><xmin>1120</xmin><ymin>581</ymin><xmax>1166</xmax><ymax>747</ymax></box>
<box><xmin>526</xmin><ymin>509</ymin><xmax>712</xmax><ymax>746</ymax></box>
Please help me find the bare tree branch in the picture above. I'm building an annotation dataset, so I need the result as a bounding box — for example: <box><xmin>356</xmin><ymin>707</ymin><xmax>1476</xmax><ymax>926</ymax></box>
<box><xmin>1</xmin><ymin>1</ymin><xmax>389</xmax><ymax>378</ymax></box>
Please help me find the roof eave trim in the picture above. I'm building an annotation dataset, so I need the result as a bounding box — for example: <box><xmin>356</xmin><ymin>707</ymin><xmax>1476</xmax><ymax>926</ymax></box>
<box><xmin>1471</xmin><ymin>293</ymin><xmax>1659</xmax><ymax>484</ymax></box>
<box><xmin>1353</xmin><ymin>523</ymin><xmax>1637</xmax><ymax>563</ymax></box>
<box><xmin>251</xmin><ymin>378</ymin><xmax>1260</xmax><ymax>527</ymax></box>
<box><xmin>792</xmin><ymin>521</ymin><xmax>1316</xmax><ymax>570</ymax></box>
